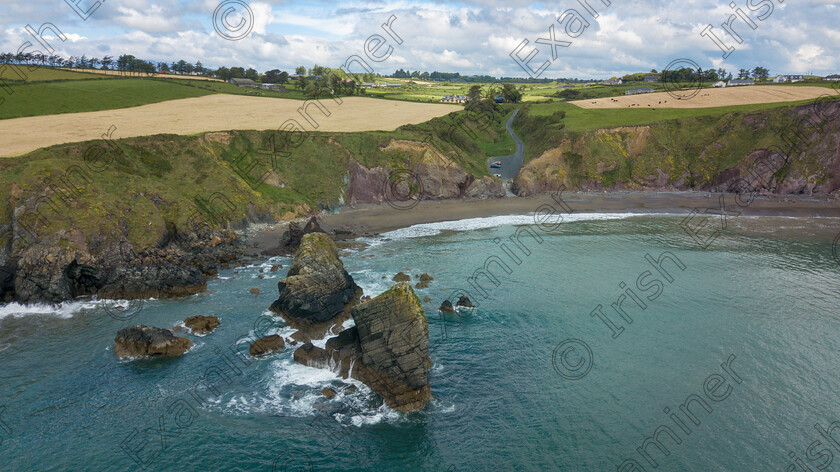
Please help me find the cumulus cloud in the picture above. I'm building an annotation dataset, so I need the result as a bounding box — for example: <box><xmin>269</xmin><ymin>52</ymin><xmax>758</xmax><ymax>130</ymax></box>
<box><xmin>0</xmin><ymin>0</ymin><xmax>837</xmax><ymax>77</ymax></box>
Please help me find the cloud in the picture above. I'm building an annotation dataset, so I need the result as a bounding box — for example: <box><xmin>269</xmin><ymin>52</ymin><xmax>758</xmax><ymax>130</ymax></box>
<box><xmin>0</xmin><ymin>0</ymin><xmax>837</xmax><ymax>78</ymax></box>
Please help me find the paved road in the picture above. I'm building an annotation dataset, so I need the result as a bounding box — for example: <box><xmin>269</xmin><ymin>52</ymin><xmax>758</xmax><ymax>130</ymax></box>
<box><xmin>487</xmin><ymin>109</ymin><xmax>523</xmax><ymax>181</ymax></box>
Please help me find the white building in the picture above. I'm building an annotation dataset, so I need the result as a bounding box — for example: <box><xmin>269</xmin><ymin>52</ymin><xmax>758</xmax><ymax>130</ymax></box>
<box><xmin>713</xmin><ymin>81</ymin><xmax>727</xmax><ymax>88</ymax></box>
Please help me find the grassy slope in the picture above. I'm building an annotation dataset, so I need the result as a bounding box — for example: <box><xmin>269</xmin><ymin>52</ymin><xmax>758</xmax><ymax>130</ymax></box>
<box><xmin>513</xmin><ymin>96</ymin><xmax>840</xmax><ymax>190</ymax></box>
<box><xmin>0</xmin><ymin>104</ymin><xmax>513</xmax><ymax>251</ymax></box>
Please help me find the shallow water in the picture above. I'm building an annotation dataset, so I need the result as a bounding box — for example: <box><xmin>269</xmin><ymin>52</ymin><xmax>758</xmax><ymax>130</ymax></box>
<box><xmin>1</xmin><ymin>213</ymin><xmax>839</xmax><ymax>471</ymax></box>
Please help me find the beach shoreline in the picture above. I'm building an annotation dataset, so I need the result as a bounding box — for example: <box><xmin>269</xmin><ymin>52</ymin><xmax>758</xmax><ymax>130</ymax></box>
<box><xmin>244</xmin><ymin>191</ymin><xmax>840</xmax><ymax>255</ymax></box>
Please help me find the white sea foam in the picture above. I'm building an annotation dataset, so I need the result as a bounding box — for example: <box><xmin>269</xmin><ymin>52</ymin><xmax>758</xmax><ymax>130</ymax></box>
<box><xmin>376</xmin><ymin>212</ymin><xmax>647</xmax><ymax>241</ymax></box>
<box><xmin>0</xmin><ymin>300</ymin><xmax>99</xmax><ymax>321</ymax></box>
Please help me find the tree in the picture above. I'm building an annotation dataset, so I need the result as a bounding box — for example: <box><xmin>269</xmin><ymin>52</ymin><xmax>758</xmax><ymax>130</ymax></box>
<box><xmin>245</xmin><ymin>67</ymin><xmax>258</xmax><ymax>80</ymax></box>
<box><xmin>467</xmin><ymin>85</ymin><xmax>483</xmax><ymax>104</ymax></box>
<box><xmin>752</xmin><ymin>66</ymin><xmax>770</xmax><ymax>82</ymax></box>
<box><xmin>295</xmin><ymin>66</ymin><xmax>306</xmax><ymax>75</ymax></box>
<box><xmin>738</xmin><ymin>69</ymin><xmax>751</xmax><ymax>79</ymax></box>
<box><xmin>500</xmin><ymin>83</ymin><xmax>523</xmax><ymax>103</ymax></box>
<box><xmin>195</xmin><ymin>61</ymin><xmax>203</xmax><ymax>75</ymax></box>
<box><xmin>263</xmin><ymin>69</ymin><xmax>282</xmax><ymax>83</ymax></box>
<box><xmin>278</xmin><ymin>71</ymin><xmax>289</xmax><ymax>84</ymax></box>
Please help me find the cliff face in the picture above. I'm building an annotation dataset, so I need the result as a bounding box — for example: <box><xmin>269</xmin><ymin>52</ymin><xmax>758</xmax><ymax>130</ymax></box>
<box><xmin>513</xmin><ymin>101</ymin><xmax>840</xmax><ymax>197</ymax></box>
<box><xmin>346</xmin><ymin>139</ymin><xmax>505</xmax><ymax>205</ymax></box>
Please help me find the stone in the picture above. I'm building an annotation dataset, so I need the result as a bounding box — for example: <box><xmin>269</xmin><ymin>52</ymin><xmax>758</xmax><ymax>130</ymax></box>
<box><xmin>344</xmin><ymin>385</ymin><xmax>357</xmax><ymax>393</ymax></box>
<box><xmin>113</xmin><ymin>325</ymin><xmax>193</xmax><ymax>359</ymax></box>
<box><xmin>249</xmin><ymin>288</ymin><xmax>261</xmax><ymax>294</ymax></box>
<box><xmin>440</xmin><ymin>300</ymin><xmax>455</xmax><ymax>312</ymax></box>
<box><xmin>419</xmin><ymin>273</ymin><xmax>434</xmax><ymax>282</ymax></box>
<box><xmin>249</xmin><ymin>334</ymin><xmax>286</xmax><ymax>357</ymax></box>
<box><xmin>392</xmin><ymin>272</ymin><xmax>411</xmax><ymax>282</ymax></box>
<box><xmin>269</xmin><ymin>233</ymin><xmax>362</xmax><ymax>340</ymax></box>
<box><xmin>183</xmin><ymin>315</ymin><xmax>220</xmax><ymax>335</ymax></box>
<box><xmin>423</xmin><ymin>296</ymin><xmax>432</xmax><ymax>302</ymax></box>
<box><xmin>456</xmin><ymin>295</ymin><xmax>474</xmax><ymax>308</ymax></box>
<box><xmin>415</xmin><ymin>281</ymin><xmax>429</xmax><ymax>289</ymax></box>
<box><xmin>270</xmin><ymin>265</ymin><xmax>282</xmax><ymax>272</ymax></box>
<box><xmin>294</xmin><ymin>283</ymin><xmax>433</xmax><ymax>411</ymax></box>
<box><xmin>321</xmin><ymin>387</ymin><xmax>338</xmax><ymax>399</ymax></box>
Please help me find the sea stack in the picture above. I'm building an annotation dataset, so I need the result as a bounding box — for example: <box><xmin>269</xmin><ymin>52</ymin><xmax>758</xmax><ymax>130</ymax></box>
<box><xmin>294</xmin><ymin>283</ymin><xmax>433</xmax><ymax>411</ymax></box>
<box><xmin>269</xmin><ymin>232</ymin><xmax>362</xmax><ymax>342</ymax></box>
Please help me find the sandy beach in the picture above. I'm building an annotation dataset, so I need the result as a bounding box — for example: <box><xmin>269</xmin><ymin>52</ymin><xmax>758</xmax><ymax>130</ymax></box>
<box><xmin>245</xmin><ymin>191</ymin><xmax>840</xmax><ymax>255</ymax></box>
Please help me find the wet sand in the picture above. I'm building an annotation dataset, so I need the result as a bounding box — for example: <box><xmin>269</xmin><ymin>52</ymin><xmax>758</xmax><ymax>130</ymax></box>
<box><xmin>246</xmin><ymin>192</ymin><xmax>840</xmax><ymax>255</ymax></box>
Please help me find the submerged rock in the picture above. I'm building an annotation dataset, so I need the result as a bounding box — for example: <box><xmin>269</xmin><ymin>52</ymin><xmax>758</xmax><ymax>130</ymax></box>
<box><xmin>294</xmin><ymin>283</ymin><xmax>433</xmax><ymax>411</ymax></box>
<box><xmin>113</xmin><ymin>325</ymin><xmax>193</xmax><ymax>359</ymax></box>
<box><xmin>183</xmin><ymin>315</ymin><xmax>220</xmax><ymax>334</ymax></box>
<box><xmin>419</xmin><ymin>273</ymin><xmax>434</xmax><ymax>282</ymax></box>
<box><xmin>415</xmin><ymin>281</ymin><xmax>429</xmax><ymax>289</ymax></box>
<box><xmin>321</xmin><ymin>387</ymin><xmax>338</xmax><ymax>399</ymax></box>
<box><xmin>249</xmin><ymin>334</ymin><xmax>286</xmax><ymax>357</ymax></box>
<box><xmin>269</xmin><ymin>233</ymin><xmax>362</xmax><ymax>341</ymax></box>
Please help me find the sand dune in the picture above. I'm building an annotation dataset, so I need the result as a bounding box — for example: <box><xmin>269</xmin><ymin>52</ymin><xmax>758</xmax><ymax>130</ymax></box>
<box><xmin>572</xmin><ymin>86</ymin><xmax>833</xmax><ymax>109</ymax></box>
<box><xmin>0</xmin><ymin>94</ymin><xmax>457</xmax><ymax>157</ymax></box>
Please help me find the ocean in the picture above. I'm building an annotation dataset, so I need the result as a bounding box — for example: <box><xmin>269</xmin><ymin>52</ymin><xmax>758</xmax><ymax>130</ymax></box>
<box><xmin>1</xmin><ymin>212</ymin><xmax>839</xmax><ymax>471</ymax></box>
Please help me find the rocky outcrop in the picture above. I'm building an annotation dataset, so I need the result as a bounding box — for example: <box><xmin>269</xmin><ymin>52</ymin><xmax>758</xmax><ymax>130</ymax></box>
<box><xmin>184</xmin><ymin>315</ymin><xmax>220</xmax><ymax>334</ymax></box>
<box><xmin>513</xmin><ymin>101</ymin><xmax>840</xmax><ymax>197</ymax></box>
<box><xmin>392</xmin><ymin>272</ymin><xmax>411</xmax><ymax>282</ymax></box>
<box><xmin>114</xmin><ymin>325</ymin><xmax>193</xmax><ymax>358</ymax></box>
<box><xmin>249</xmin><ymin>334</ymin><xmax>286</xmax><ymax>357</ymax></box>
<box><xmin>345</xmin><ymin>151</ymin><xmax>505</xmax><ymax>206</ymax></box>
<box><xmin>2</xmin><ymin>222</ymin><xmax>241</xmax><ymax>304</ymax></box>
<box><xmin>269</xmin><ymin>233</ymin><xmax>362</xmax><ymax>341</ymax></box>
<box><xmin>456</xmin><ymin>295</ymin><xmax>474</xmax><ymax>308</ymax></box>
<box><xmin>440</xmin><ymin>300</ymin><xmax>454</xmax><ymax>312</ymax></box>
<box><xmin>293</xmin><ymin>283</ymin><xmax>433</xmax><ymax>411</ymax></box>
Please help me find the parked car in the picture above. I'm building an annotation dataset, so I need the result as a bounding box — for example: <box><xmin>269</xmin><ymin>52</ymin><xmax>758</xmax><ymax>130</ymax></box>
<box><xmin>490</xmin><ymin>161</ymin><xmax>502</xmax><ymax>168</ymax></box>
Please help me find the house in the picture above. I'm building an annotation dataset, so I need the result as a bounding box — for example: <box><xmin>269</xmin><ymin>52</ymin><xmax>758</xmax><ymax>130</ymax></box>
<box><xmin>728</xmin><ymin>79</ymin><xmax>755</xmax><ymax>86</ymax></box>
<box><xmin>713</xmin><ymin>81</ymin><xmax>727</xmax><ymax>88</ymax></box>
<box><xmin>625</xmin><ymin>87</ymin><xmax>654</xmax><ymax>95</ymax></box>
<box><xmin>825</xmin><ymin>74</ymin><xmax>840</xmax><ymax>81</ymax></box>
<box><xmin>644</xmin><ymin>75</ymin><xmax>660</xmax><ymax>83</ymax></box>
<box><xmin>603</xmin><ymin>78</ymin><xmax>623</xmax><ymax>85</ymax></box>
<box><xmin>229</xmin><ymin>78</ymin><xmax>257</xmax><ymax>87</ymax></box>
<box><xmin>385</xmin><ymin>83</ymin><xmax>402</xmax><ymax>88</ymax></box>
<box><xmin>440</xmin><ymin>95</ymin><xmax>468</xmax><ymax>104</ymax></box>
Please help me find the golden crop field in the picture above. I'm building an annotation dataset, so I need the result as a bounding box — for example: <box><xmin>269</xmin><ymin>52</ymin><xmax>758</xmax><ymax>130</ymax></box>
<box><xmin>0</xmin><ymin>94</ymin><xmax>458</xmax><ymax>157</ymax></box>
<box><xmin>571</xmin><ymin>85</ymin><xmax>832</xmax><ymax>109</ymax></box>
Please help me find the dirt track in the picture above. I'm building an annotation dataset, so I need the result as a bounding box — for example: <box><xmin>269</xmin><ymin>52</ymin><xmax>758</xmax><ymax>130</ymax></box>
<box><xmin>0</xmin><ymin>95</ymin><xmax>457</xmax><ymax>157</ymax></box>
<box><xmin>572</xmin><ymin>86</ymin><xmax>834</xmax><ymax>109</ymax></box>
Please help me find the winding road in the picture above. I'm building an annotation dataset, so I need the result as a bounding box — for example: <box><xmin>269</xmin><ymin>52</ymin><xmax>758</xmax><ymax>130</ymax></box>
<box><xmin>487</xmin><ymin>109</ymin><xmax>524</xmax><ymax>181</ymax></box>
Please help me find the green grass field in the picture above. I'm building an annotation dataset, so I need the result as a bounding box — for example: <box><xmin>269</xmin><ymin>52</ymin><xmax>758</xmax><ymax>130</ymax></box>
<box><xmin>1</xmin><ymin>65</ymin><xmax>112</xmax><ymax>83</ymax></box>
<box><xmin>0</xmin><ymin>78</ymin><xmax>215</xmax><ymax>119</ymax></box>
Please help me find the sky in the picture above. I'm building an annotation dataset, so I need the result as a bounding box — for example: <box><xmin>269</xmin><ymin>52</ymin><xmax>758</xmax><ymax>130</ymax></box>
<box><xmin>2</xmin><ymin>0</ymin><xmax>839</xmax><ymax>79</ymax></box>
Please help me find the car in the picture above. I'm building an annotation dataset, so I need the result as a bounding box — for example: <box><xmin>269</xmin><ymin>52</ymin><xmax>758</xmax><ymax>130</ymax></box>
<box><xmin>493</xmin><ymin>173</ymin><xmax>502</xmax><ymax>178</ymax></box>
<box><xmin>490</xmin><ymin>161</ymin><xmax>502</xmax><ymax>168</ymax></box>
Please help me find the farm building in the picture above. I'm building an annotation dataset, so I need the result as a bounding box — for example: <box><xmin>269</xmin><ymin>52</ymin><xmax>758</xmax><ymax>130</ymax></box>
<box><xmin>713</xmin><ymin>81</ymin><xmax>727</xmax><ymax>88</ymax></box>
<box><xmin>728</xmin><ymin>79</ymin><xmax>755</xmax><ymax>86</ymax></box>
<box><xmin>603</xmin><ymin>78</ymin><xmax>623</xmax><ymax>85</ymax></box>
<box><xmin>260</xmin><ymin>84</ymin><xmax>287</xmax><ymax>92</ymax></box>
<box><xmin>229</xmin><ymin>78</ymin><xmax>257</xmax><ymax>87</ymax></box>
<box><xmin>825</xmin><ymin>75</ymin><xmax>840</xmax><ymax>81</ymax></box>
<box><xmin>644</xmin><ymin>75</ymin><xmax>660</xmax><ymax>83</ymax></box>
<box><xmin>773</xmin><ymin>75</ymin><xmax>805</xmax><ymax>83</ymax></box>
<box><xmin>625</xmin><ymin>87</ymin><xmax>655</xmax><ymax>95</ymax></box>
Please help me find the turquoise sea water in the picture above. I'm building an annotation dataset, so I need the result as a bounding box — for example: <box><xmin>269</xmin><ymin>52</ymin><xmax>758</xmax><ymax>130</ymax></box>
<box><xmin>1</xmin><ymin>212</ymin><xmax>839</xmax><ymax>471</ymax></box>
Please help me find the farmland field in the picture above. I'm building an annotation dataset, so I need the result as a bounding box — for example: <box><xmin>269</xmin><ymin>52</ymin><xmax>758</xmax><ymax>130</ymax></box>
<box><xmin>571</xmin><ymin>85</ymin><xmax>834</xmax><ymax>109</ymax></box>
<box><xmin>0</xmin><ymin>65</ymin><xmax>111</xmax><ymax>82</ymax></box>
<box><xmin>0</xmin><ymin>94</ymin><xmax>458</xmax><ymax>157</ymax></box>
<box><xmin>0</xmin><ymin>78</ymin><xmax>214</xmax><ymax>119</ymax></box>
